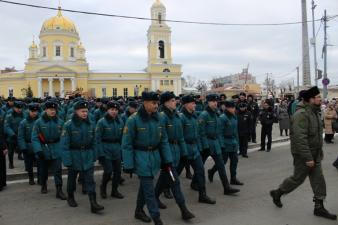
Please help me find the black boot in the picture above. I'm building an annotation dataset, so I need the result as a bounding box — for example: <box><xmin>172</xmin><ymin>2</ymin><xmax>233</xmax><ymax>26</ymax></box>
<box><xmin>135</xmin><ymin>208</ymin><xmax>152</xmax><ymax>223</ymax></box>
<box><xmin>9</xmin><ymin>161</ymin><xmax>14</xmax><ymax>169</ymax></box>
<box><xmin>270</xmin><ymin>189</ymin><xmax>283</xmax><ymax>208</ymax></box>
<box><xmin>313</xmin><ymin>198</ymin><xmax>337</xmax><ymax>220</ymax></box>
<box><xmin>163</xmin><ymin>189</ymin><xmax>173</xmax><ymax>199</ymax></box>
<box><xmin>18</xmin><ymin>152</ymin><xmax>24</xmax><ymax>160</ymax></box>
<box><xmin>222</xmin><ymin>176</ymin><xmax>240</xmax><ymax>195</ymax></box>
<box><xmin>178</xmin><ymin>203</ymin><xmax>195</xmax><ymax>220</ymax></box>
<box><xmin>157</xmin><ymin>198</ymin><xmax>167</xmax><ymax>209</ymax></box>
<box><xmin>41</xmin><ymin>183</ymin><xmax>47</xmax><ymax>194</ymax></box>
<box><xmin>82</xmin><ymin>184</ymin><xmax>87</xmax><ymax>195</ymax></box>
<box><xmin>198</xmin><ymin>191</ymin><xmax>216</xmax><ymax>204</ymax></box>
<box><xmin>89</xmin><ymin>193</ymin><xmax>104</xmax><ymax>213</ymax></box>
<box><xmin>333</xmin><ymin>160</ymin><xmax>338</xmax><ymax>169</ymax></box>
<box><xmin>67</xmin><ymin>192</ymin><xmax>78</xmax><ymax>207</ymax></box>
<box><xmin>153</xmin><ymin>216</ymin><xmax>163</xmax><ymax>225</ymax></box>
<box><xmin>111</xmin><ymin>187</ymin><xmax>124</xmax><ymax>199</ymax></box>
<box><xmin>100</xmin><ymin>183</ymin><xmax>107</xmax><ymax>199</ymax></box>
<box><xmin>119</xmin><ymin>177</ymin><xmax>125</xmax><ymax>185</ymax></box>
<box><xmin>230</xmin><ymin>178</ymin><xmax>244</xmax><ymax>186</ymax></box>
<box><xmin>190</xmin><ymin>182</ymin><xmax>199</xmax><ymax>192</ymax></box>
<box><xmin>208</xmin><ymin>169</ymin><xmax>214</xmax><ymax>183</ymax></box>
<box><xmin>185</xmin><ymin>167</ymin><xmax>193</xmax><ymax>180</ymax></box>
<box><xmin>28</xmin><ymin>172</ymin><xmax>35</xmax><ymax>185</ymax></box>
<box><xmin>56</xmin><ymin>185</ymin><xmax>67</xmax><ymax>200</ymax></box>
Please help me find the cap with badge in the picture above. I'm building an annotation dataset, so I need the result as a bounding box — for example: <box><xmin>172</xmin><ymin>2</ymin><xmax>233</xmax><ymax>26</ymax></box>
<box><xmin>74</xmin><ymin>100</ymin><xmax>89</xmax><ymax>110</ymax></box>
<box><xmin>107</xmin><ymin>101</ymin><xmax>120</xmax><ymax>110</ymax></box>
<box><xmin>7</xmin><ymin>96</ymin><xmax>16</xmax><ymax>102</ymax></box>
<box><xmin>160</xmin><ymin>91</ymin><xmax>176</xmax><ymax>105</ymax></box>
<box><xmin>206</xmin><ymin>94</ymin><xmax>219</xmax><ymax>102</ymax></box>
<box><xmin>28</xmin><ymin>103</ymin><xmax>40</xmax><ymax>111</ymax></box>
<box><xmin>45</xmin><ymin>101</ymin><xmax>58</xmax><ymax>109</ymax></box>
<box><xmin>14</xmin><ymin>101</ymin><xmax>25</xmax><ymax>108</ymax></box>
<box><xmin>128</xmin><ymin>101</ymin><xmax>138</xmax><ymax>109</ymax></box>
<box><xmin>142</xmin><ymin>91</ymin><xmax>160</xmax><ymax>101</ymax></box>
<box><xmin>225</xmin><ymin>100</ymin><xmax>236</xmax><ymax>108</ymax></box>
<box><xmin>181</xmin><ymin>95</ymin><xmax>195</xmax><ymax>104</ymax></box>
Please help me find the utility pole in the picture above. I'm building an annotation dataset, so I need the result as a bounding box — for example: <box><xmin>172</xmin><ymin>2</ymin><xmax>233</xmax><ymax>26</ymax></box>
<box><xmin>266</xmin><ymin>73</ymin><xmax>270</xmax><ymax>98</ymax></box>
<box><xmin>311</xmin><ymin>0</ymin><xmax>318</xmax><ymax>86</ymax></box>
<box><xmin>297</xmin><ymin>66</ymin><xmax>300</xmax><ymax>94</ymax></box>
<box><xmin>301</xmin><ymin>0</ymin><xmax>312</xmax><ymax>87</ymax></box>
<box><xmin>323</xmin><ymin>10</ymin><xmax>328</xmax><ymax>99</ymax></box>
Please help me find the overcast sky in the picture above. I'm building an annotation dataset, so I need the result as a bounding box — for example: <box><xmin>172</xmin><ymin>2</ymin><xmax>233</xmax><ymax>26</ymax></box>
<box><xmin>0</xmin><ymin>0</ymin><xmax>337</xmax><ymax>85</ymax></box>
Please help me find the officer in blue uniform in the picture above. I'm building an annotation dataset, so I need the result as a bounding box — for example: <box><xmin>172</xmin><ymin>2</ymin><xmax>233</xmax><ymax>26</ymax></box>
<box><xmin>155</xmin><ymin>91</ymin><xmax>195</xmax><ymax>221</ymax></box>
<box><xmin>32</xmin><ymin>101</ymin><xmax>66</xmax><ymax>199</ymax></box>
<box><xmin>177</xmin><ymin>95</ymin><xmax>216</xmax><ymax>204</ymax></box>
<box><xmin>62</xmin><ymin>100</ymin><xmax>104</xmax><ymax>213</ymax></box>
<box><xmin>121</xmin><ymin>101</ymin><xmax>138</xmax><ymax>124</ymax></box>
<box><xmin>122</xmin><ymin>91</ymin><xmax>173</xmax><ymax>225</ymax></box>
<box><xmin>198</xmin><ymin>94</ymin><xmax>239</xmax><ymax>195</ymax></box>
<box><xmin>4</xmin><ymin>101</ymin><xmax>25</xmax><ymax>168</ymax></box>
<box><xmin>0</xmin><ymin>107</ymin><xmax>7</xmax><ymax>191</ymax></box>
<box><xmin>96</xmin><ymin>101</ymin><xmax>124</xmax><ymax>199</ymax></box>
<box><xmin>18</xmin><ymin>103</ymin><xmax>40</xmax><ymax>185</ymax></box>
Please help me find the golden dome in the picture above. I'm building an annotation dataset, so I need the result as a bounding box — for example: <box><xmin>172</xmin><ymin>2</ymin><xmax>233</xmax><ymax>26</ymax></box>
<box><xmin>41</xmin><ymin>7</ymin><xmax>77</xmax><ymax>33</ymax></box>
<box><xmin>152</xmin><ymin>0</ymin><xmax>165</xmax><ymax>8</ymax></box>
<box><xmin>30</xmin><ymin>40</ymin><xmax>37</xmax><ymax>48</ymax></box>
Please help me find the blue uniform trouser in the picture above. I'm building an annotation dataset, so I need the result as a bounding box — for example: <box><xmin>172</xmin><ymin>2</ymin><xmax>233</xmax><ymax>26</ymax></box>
<box><xmin>136</xmin><ymin>176</ymin><xmax>160</xmax><ymax>220</ymax></box>
<box><xmin>155</xmin><ymin>167</ymin><xmax>185</xmax><ymax>205</ymax></box>
<box><xmin>40</xmin><ymin>158</ymin><xmax>62</xmax><ymax>187</ymax></box>
<box><xmin>223</xmin><ymin>152</ymin><xmax>238</xmax><ymax>179</ymax></box>
<box><xmin>23</xmin><ymin>152</ymin><xmax>35</xmax><ymax>173</ymax></box>
<box><xmin>200</xmin><ymin>153</ymin><xmax>229</xmax><ymax>189</ymax></box>
<box><xmin>67</xmin><ymin>167</ymin><xmax>95</xmax><ymax>194</ymax></box>
<box><xmin>102</xmin><ymin>158</ymin><xmax>122</xmax><ymax>190</ymax></box>
<box><xmin>177</xmin><ymin>155</ymin><xmax>206</xmax><ymax>193</ymax></box>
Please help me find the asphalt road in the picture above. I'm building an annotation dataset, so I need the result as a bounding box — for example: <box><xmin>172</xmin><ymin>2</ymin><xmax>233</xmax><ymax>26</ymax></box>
<box><xmin>1</xmin><ymin>141</ymin><xmax>338</xmax><ymax>225</ymax></box>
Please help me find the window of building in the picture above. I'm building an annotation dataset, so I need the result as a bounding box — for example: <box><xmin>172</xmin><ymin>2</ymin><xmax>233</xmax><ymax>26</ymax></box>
<box><xmin>8</xmin><ymin>88</ymin><xmax>13</xmax><ymax>97</ymax></box>
<box><xmin>159</xmin><ymin>41</ymin><xmax>165</xmax><ymax>59</ymax></box>
<box><xmin>170</xmin><ymin>80</ymin><xmax>174</xmax><ymax>85</ymax></box>
<box><xmin>90</xmin><ymin>88</ymin><xmax>96</xmax><ymax>97</ymax></box>
<box><xmin>44</xmin><ymin>92</ymin><xmax>49</xmax><ymax>97</ymax></box>
<box><xmin>70</xmin><ymin>47</ymin><xmax>75</xmax><ymax>57</ymax></box>
<box><xmin>158</xmin><ymin>13</ymin><xmax>162</xmax><ymax>24</ymax></box>
<box><xmin>112</xmin><ymin>88</ymin><xmax>117</xmax><ymax>97</ymax></box>
<box><xmin>55</xmin><ymin>46</ymin><xmax>61</xmax><ymax>56</ymax></box>
<box><xmin>42</xmin><ymin>47</ymin><xmax>47</xmax><ymax>57</ymax></box>
<box><xmin>163</xmin><ymin>80</ymin><xmax>169</xmax><ymax>86</ymax></box>
<box><xmin>144</xmin><ymin>88</ymin><xmax>149</xmax><ymax>92</ymax></box>
<box><xmin>160</xmin><ymin>80</ymin><xmax>164</xmax><ymax>86</ymax></box>
<box><xmin>102</xmin><ymin>87</ymin><xmax>106</xmax><ymax>97</ymax></box>
<box><xmin>163</xmin><ymin>68</ymin><xmax>170</xmax><ymax>72</ymax></box>
<box><xmin>123</xmin><ymin>88</ymin><xmax>128</xmax><ymax>99</ymax></box>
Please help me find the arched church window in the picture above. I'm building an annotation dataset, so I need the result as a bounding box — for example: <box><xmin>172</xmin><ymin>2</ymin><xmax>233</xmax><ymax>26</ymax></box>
<box><xmin>158</xmin><ymin>13</ymin><xmax>162</xmax><ymax>24</ymax></box>
<box><xmin>42</xmin><ymin>47</ymin><xmax>47</xmax><ymax>57</ymax></box>
<box><xmin>159</xmin><ymin>41</ymin><xmax>165</xmax><ymax>59</ymax></box>
<box><xmin>163</xmin><ymin>68</ymin><xmax>170</xmax><ymax>72</ymax></box>
<box><xmin>55</xmin><ymin>46</ymin><xmax>61</xmax><ymax>56</ymax></box>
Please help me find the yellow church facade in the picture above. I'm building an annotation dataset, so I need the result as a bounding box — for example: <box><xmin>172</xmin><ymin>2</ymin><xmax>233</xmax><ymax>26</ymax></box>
<box><xmin>0</xmin><ymin>0</ymin><xmax>182</xmax><ymax>98</ymax></box>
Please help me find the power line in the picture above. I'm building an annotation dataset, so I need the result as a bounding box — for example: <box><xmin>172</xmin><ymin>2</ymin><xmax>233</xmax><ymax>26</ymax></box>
<box><xmin>0</xmin><ymin>0</ymin><xmax>335</xmax><ymax>27</ymax></box>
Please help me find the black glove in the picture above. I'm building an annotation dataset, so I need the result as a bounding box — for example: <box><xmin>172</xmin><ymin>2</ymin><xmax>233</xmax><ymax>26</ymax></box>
<box><xmin>180</xmin><ymin>155</ymin><xmax>188</xmax><ymax>165</ymax></box>
<box><xmin>36</xmin><ymin>151</ymin><xmax>45</xmax><ymax>160</ymax></box>
<box><xmin>162</xmin><ymin>163</ymin><xmax>172</xmax><ymax>171</ymax></box>
<box><xmin>98</xmin><ymin>156</ymin><xmax>105</xmax><ymax>164</ymax></box>
<box><xmin>123</xmin><ymin>168</ymin><xmax>134</xmax><ymax>178</ymax></box>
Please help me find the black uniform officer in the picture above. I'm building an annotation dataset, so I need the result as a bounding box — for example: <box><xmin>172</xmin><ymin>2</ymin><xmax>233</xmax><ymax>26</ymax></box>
<box><xmin>237</xmin><ymin>102</ymin><xmax>252</xmax><ymax>158</ymax></box>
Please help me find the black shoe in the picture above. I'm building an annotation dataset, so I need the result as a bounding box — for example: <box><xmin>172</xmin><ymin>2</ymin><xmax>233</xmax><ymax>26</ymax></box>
<box><xmin>199</xmin><ymin>193</ymin><xmax>216</xmax><ymax>204</ymax></box>
<box><xmin>9</xmin><ymin>163</ymin><xmax>14</xmax><ymax>169</ymax></box>
<box><xmin>135</xmin><ymin>208</ymin><xmax>152</xmax><ymax>223</ymax></box>
<box><xmin>89</xmin><ymin>193</ymin><xmax>104</xmax><ymax>213</ymax></box>
<box><xmin>208</xmin><ymin>169</ymin><xmax>214</xmax><ymax>183</ymax></box>
<box><xmin>230</xmin><ymin>178</ymin><xmax>244</xmax><ymax>186</ymax></box>
<box><xmin>153</xmin><ymin>217</ymin><xmax>163</xmax><ymax>225</ymax></box>
<box><xmin>266</xmin><ymin>149</ymin><xmax>271</xmax><ymax>152</ymax></box>
<box><xmin>82</xmin><ymin>185</ymin><xmax>87</xmax><ymax>195</ymax></box>
<box><xmin>252</xmin><ymin>140</ymin><xmax>257</xmax><ymax>143</ymax></box>
<box><xmin>242</xmin><ymin>154</ymin><xmax>249</xmax><ymax>158</ymax></box>
<box><xmin>157</xmin><ymin>199</ymin><xmax>167</xmax><ymax>209</ymax></box>
<box><xmin>18</xmin><ymin>154</ymin><xmax>24</xmax><ymax>160</ymax></box>
<box><xmin>178</xmin><ymin>203</ymin><xmax>195</xmax><ymax>221</ymax></box>
<box><xmin>258</xmin><ymin>148</ymin><xmax>265</xmax><ymax>151</ymax></box>
<box><xmin>163</xmin><ymin>189</ymin><xmax>173</xmax><ymax>199</ymax></box>
<box><xmin>41</xmin><ymin>184</ymin><xmax>47</xmax><ymax>194</ymax></box>
<box><xmin>314</xmin><ymin>199</ymin><xmax>337</xmax><ymax>220</ymax></box>
<box><xmin>67</xmin><ymin>193</ymin><xmax>78</xmax><ymax>207</ymax></box>
<box><xmin>111</xmin><ymin>189</ymin><xmax>124</xmax><ymax>199</ymax></box>
<box><xmin>56</xmin><ymin>186</ymin><xmax>67</xmax><ymax>200</ymax></box>
<box><xmin>333</xmin><ymin>162</ymin><xmax>338</xmax><ymax>169</ymax></box>
<box><xmin>100</xmin><ymin>184</ymin><xmax>107</xmax><ymax>199</ymax></box>
<box><xmin>186</xmin><ymin>171</ymin><xmax>193</xmax><ymax>180</ymax></box>
<box><xmin>224</xmin><ymin>187</ymin><xmax>240</xmax><ymax>195</ymax></box>
<box><xmin>270</xmin><ymin>189</ymin><xmax>283</xmax><ymax>208</ymax></box>
<box><xmin>28</xmin><ymin>173</ymin><xmax>35</xmax><ymax>185</ymax></box>
<box><xmin>119</xmin><ymin>177</ymin><xmax>125</xmax><ymax>185</ymax></box>
<box><xmin>190</xmin><ymin>182</ymin><xmax>199</xmax><ymax>192</ymax></box>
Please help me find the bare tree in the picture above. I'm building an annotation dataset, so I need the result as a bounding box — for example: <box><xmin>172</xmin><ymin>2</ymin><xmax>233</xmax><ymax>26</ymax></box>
<box><xmin>196</xmin><ymin>80</ymin><xmax>208</xmax><ymax>95</ymax></box>
<box><xmin>183</xmin><ymin>75</ymin><xmax>197</xmax><ymax>88</ymax></box>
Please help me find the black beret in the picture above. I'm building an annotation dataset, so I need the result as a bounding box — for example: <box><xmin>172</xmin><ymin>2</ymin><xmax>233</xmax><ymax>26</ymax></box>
<box><xmin>225</xmin><ymin>100</ymin><xmax>235</xmax><ymax>108</ymax></box>
<box><xmin>238</xmin><ymin>102</ymin><xmax>248</xmax><ymax>108</ymax></box>
<box><xmin>45</xmin><ymin>101</ymin><xmax>58</xmax><ymax>109</ymax></box>
<box><xmin>7</xmin><ymin>96</ymin><xmax>16</xmax><ymax>101</ymax></box>
<box><xmin>160</xmin><ymin>91</ymin><xmax>176</xmax><ymax>104</ymax></box>
<box><xmin>14</xmin><ymin>101</ymin><xmax>24</xmax><ymax>108</ymax></box>
<box><xmin>107</xmin><ymin>101</ymin><xmax>120</xmax><ymax>110</ymax></box>
<box><xmin>181</xmin><ymin>95</ymin><xmax>195</xmax><ymax>104</ymax></box>
<box><xmin>28</xmin><ymin>103</ymin><xmax>40</xmax><ymax>111</ymax></box>
<box><xmin>206</xmin><ymin>94</ymin><xmax>219</xmax><ymax>102</ymax></box>
<box><xmin>142</xmin><ymin>91</ymin><xmax>160</xmax><ymax>101</ymax></box>
<box><xmin>128</xmin><ymin>101</ymin><xmax>138</xmax><ymax>108</ymax></box>
<box><xmin>303</xmin><ymin>86</ymin><xmax>320</xmax><ymax>101</ymax></box>
<box><xmin>239</xmin><ymin>92</ymin><xmax>246</xmax><ymax>97</ymax></box>
<box><xmin>74</xmin><ymin>100</ymin><xmax>89</xmax><ymax>110</ymax></box>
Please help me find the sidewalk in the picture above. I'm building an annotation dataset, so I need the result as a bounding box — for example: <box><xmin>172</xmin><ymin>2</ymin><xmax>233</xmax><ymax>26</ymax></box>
<box><xmin>6</xmin><ymin>124</ymin><xmax>289</xmax><ymax>181</ymax></box>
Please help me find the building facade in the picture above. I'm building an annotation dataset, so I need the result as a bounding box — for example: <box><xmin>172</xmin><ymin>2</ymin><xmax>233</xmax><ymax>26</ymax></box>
<box><xmin>211</xmin><ymin>68</ymin><xmax>256</xmax><ymax>89</ymax></box>
<box><xmin>0</xmin><ymin>0</ymin><xmax>182</xmax><ymax>98</ymax></box>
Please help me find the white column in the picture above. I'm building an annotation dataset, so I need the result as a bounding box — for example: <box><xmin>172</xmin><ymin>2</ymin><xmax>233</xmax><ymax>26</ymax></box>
<box><xmin>173</xmin><ymin>79</ymin><xmax>178</xmax><ymax>95</ymax></box>
<box><xmin>151</xmin><ymin>79</ymin><xmax>156</xmax><ymax>91</ymax></box>
<box><xmin>37</xmin><ymin>78</ymin><xmax>42</xmax><ymax>98</ymax></box>
<box><xmin>156</xmin><ymin>80</ymin><xmax>161</xmax><ymax>91</ymax></box>
<box><xmin>48</xmin><ymin>78</ymin><xmax>54</xmax><ymax>97</ymax></box>
<box><xmin>59</xmin><ymin>78</ymin><xmax>65</xmax><ymax>98</ymax></box>
<box><xmin>177</xmin><ymin>78</ymin><xmax>182</xmax><ymax>95</ymax></box>
<box><xmin>71</xmin><ymin>78</ymin><xmax>76</xmax><ymax>92</ymax></box>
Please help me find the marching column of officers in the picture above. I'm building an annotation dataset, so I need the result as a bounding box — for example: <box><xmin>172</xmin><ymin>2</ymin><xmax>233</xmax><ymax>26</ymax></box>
<box><xmin>0</xmin><ymin>87</ymin><xmax>336</xmax><ymax>224</ymax></box>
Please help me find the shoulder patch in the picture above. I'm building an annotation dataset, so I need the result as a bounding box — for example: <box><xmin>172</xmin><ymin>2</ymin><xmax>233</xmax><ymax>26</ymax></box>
<box><xmin>123</xmin><ymin>126</ymin><xmax>128</xmax><ymax>134</ymax></box>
